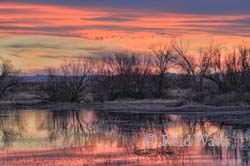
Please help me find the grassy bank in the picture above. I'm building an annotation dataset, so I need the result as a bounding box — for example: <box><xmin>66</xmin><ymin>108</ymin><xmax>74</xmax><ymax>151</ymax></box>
<box><xmin>1</xmin><ymin>98</ymin><xmax>250</xmax><ymax>113</ymax></box>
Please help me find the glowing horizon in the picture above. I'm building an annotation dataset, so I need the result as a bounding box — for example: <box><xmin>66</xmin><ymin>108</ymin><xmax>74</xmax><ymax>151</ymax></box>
<box><xmin>0</xmin><ymin>2</ymin><xmax>250</xmax><ymax>74</ymax></box>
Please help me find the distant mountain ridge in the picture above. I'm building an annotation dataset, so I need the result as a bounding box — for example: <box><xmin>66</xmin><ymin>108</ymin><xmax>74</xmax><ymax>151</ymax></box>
<box><xmin>21</xmin><ymin>74</ymin><xmax>48</xmax><ymax>82</ymax></box>
<box><xmin>20</xmin><ymin>73</ymin><xmax>180</xmax><ymax>82</ymax></box>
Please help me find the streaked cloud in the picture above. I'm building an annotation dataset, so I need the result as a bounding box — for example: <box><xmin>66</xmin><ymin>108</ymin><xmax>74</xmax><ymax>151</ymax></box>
<box><xmin>1</xmin><ymin>3</ymin><xmax>250</xmax><ymax>39</ymax></box>
<box><xmin>82</xmin><ymin>16</ymin><xmax>135</xmax><ymax>22</ymax></box>
<box><xmin>5</xmin><ymin>0</ymin><xmax>250</xmax><ymax>14</ymax></box>
<box><xmin>0</xmin><ymin>2</ymin><xmax>250</xmax><ymax>74</ymax></box>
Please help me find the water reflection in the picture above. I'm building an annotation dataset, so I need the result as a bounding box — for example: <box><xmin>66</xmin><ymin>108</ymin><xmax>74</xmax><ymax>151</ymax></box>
<box><xmin>0</xmin><ymin>110</ymin><xmax>26</xmax><ymax>149</ymax></box>
<box><xmin>39</xmin><ymin>110</ymin><xmax>96</xmax><ymax>147</ymax></box>
<box><xmin>0</xmin><ymin>109</ymin><xmax>249</xmax><ymax>165</ymax></box>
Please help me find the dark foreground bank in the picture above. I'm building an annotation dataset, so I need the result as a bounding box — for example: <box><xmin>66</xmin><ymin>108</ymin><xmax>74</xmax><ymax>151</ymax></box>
<box><xmin>1</xmin><ymin>100</ymin><xmax>250</xmax><ymax>113</ymax></box>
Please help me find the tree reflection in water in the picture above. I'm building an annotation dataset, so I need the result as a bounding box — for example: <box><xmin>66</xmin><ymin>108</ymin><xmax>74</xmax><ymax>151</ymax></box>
<box><xmin>0</xmin><ymin>110</ymin><xmax>249</xmax><ymax>165</ymax></box>
<box><xmin>0</xmin><ymin>110</ymin><xmax>25</xmax><ymax>149</ymax></box>
<box><xmin>181</xmin><ymin>113</ymin><xmax>250</xmax><ymax>166</ymax></box>
<box><xmin>39</xmin><ymin>110</ymin><xmax>96</xmax><ymax>147</ymax></box>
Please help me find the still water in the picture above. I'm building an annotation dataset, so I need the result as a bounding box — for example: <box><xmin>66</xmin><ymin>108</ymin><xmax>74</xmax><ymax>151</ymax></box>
<box><xmin>0</xmin><ymin>109</ymin><xmax>249</xmax><ymax>166</ymax></box>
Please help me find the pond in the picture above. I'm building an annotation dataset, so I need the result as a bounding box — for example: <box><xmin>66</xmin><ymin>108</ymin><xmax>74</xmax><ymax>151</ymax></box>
<box><xmin>0</xmin><ymin>109</ymin><xmax>249</xmax><ymax>166</ymax></box>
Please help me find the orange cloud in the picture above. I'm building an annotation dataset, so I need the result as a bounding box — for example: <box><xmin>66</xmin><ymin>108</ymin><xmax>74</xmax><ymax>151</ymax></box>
<box><xmin>1</xmin><ymin>2</ymin><xmax>250</xmax><ymax>39</ymax></box>
<box><xmin>0</xmin><ymin>2</ymin><xmax>250</xmax><ymax>73</ymax></box>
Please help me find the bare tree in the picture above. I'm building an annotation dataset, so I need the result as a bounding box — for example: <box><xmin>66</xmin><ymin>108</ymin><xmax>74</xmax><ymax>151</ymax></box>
<box><xmin>200</xmin><ymin>43</ymin><xmax>250</xmax><ymax>93</ymax></box>
<box><xmin>196</xmin><ymin>47</ymin><xmax>211</xmax><ymax>91</ymax></box>
<box><xmin>151</xmin><ymin>43</ymin><xmax>174</xmax><ymax>97</ymax></box>
<box><xmin>42</xmin><ymin>57</ymin><xmax>92</xmax><ymax>103</ymax></box>
<box><xmin>238</xmin><ymin>44</ymin><xmax>250</xmax><ymax>91</ymax></box>
<box><xmin>0</xmin><ymin>59</ymin><xmax>20</xmax><ymax>99</ymax></box>
<box><xmin>133</xmin><ymin>54</ymin><xmax>153</xmax><ymax>98</ymax></box>
<box><xmin>196</xmin><ymin>43</ymin><xmax>231</xmax><ymax>92</ymax></box>
<box><xmin>93</xmin><ymin>53</ymin><xmax>154</xmax><ymax>100</ymax></box>
<box><xmin>91</xmin><ymin>56</ymin><xmax>118</xmax><ymax>101</ymax></box>
<box><xmin>172</xmin><ymin>40</ymin><xmax>198</xmax><ymax>90</ymax></box>
<box><xmin>172</xmin><ymin>40</ymin><xmax>196</xmax><ymax>76</ymax></box>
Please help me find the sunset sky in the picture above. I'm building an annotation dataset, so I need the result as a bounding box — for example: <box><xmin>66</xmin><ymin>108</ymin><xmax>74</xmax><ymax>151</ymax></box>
<box><xmin>0</xmin><ymin>0</ymin><xmax>250</xmax><ymax>74</ymax></box>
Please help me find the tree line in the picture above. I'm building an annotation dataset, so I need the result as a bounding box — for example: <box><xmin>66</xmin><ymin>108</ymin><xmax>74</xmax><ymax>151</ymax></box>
<box><xmin>1</xmin><ymin>41</ymin><xmax>250</xmax><ymax>103</ymax></box>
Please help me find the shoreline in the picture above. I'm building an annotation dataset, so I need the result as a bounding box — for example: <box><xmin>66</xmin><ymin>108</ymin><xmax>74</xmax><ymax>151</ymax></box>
<box><xmin>1</xmin><ymin>100</ymin><xmax>250</xmax><ymax>113</ymax></box>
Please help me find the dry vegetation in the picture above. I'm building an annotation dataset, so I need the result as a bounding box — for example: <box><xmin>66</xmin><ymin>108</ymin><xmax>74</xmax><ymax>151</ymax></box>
<box><xmin>1</xmin><ymin>40</ymin><xmax>250</xmax><ymax>106</ymax></box>
<box><xmin>0</xmin><ymin>59</ymin><xmax>20</xmax><ymax>99</ymax></box>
